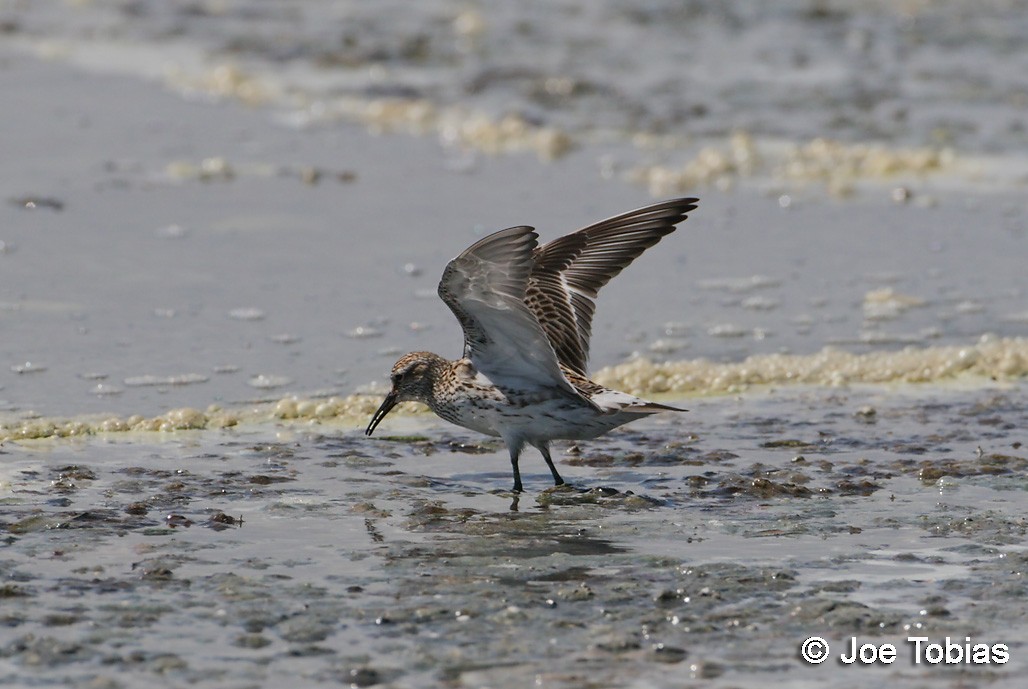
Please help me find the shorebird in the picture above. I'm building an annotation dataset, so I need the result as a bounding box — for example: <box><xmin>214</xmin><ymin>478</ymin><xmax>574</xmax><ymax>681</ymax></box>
<box><xmin>366</xmin><ymin>197</ymin><xmax>699</xmax><ymax>492</ymax></box>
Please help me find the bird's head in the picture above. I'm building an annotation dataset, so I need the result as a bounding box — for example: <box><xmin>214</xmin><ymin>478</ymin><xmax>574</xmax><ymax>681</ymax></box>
<box><xmin>365</xmin><ymin>352</ymin><xmax>443</xmax><ymax>436</ymax></box>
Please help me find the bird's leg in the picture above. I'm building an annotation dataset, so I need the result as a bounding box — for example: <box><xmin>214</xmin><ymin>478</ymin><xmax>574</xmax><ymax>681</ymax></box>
<box><xmin>509</xmin><ymin>447</ymin><xmax>524</xmax><ymax>493</ymax></box>
<box><xmin>537</xmin><ymin>442</ymin><xmax>565</xmax><ymax>487</ymax></box>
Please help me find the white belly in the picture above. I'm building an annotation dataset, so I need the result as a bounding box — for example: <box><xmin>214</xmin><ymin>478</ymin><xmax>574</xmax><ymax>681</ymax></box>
<box><xmin>436</xmin><ymin>393</ymin><xmax>635</xmax><ymax>443</ymax></box>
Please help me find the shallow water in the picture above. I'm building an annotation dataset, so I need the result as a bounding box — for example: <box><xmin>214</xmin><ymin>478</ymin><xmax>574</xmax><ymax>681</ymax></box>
<box><xmin>2</xmin><ymin>54</ymin><xmax>1024</xmax><ymax>420</ymax></box>
<box><xmin>1</xmin><ymin>2</ymin><xmax>1027</xmax><ymax>687</ymax></box>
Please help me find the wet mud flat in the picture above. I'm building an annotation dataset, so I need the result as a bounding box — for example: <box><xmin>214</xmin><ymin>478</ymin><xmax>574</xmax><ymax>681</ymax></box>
<box><xmin>2</xmin><ymin>383</ymin><xmax>1025</xmax><ymax>688</ymax></box>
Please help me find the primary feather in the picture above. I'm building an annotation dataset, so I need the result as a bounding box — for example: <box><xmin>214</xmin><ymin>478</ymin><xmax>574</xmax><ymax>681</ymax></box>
<box><xmin>526</xmin><ymin>198</ymin><xmax>699</xmax><ymax>374</ymax></box>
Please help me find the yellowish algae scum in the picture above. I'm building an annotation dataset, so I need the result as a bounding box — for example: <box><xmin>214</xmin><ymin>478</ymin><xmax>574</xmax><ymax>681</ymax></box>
<box><xmin>0</xmin><ymin>396</ymin><xmax>379</xmax><ymax>443</ymax></box>
<box><xmin>166</xmin><ymin>63</ymin><xmax>574</xmax><ymax>162</ymax></box>
<box><xmin>629</xmin><ymin>132</ymin><xmax>956</xmax><ymax>197</ymax></box>
<box><xmin>350</xmin><ymin>99</ymin><xmax>574</xmax><ymax>162</ymax></box>
<box><xmin>163</xmin><ymin>62</ymin><xmax>952</xmax><ymax>184</ymax></box>
<box><xmin>2</xmin><ymin>337</ymin><xmax>1025</xmax><ymax>443</ymax></box>
<box><xmin>165</xmin><ymin>63</ymin><xmax>273</xmax><ymax>106</ymax></box>
<box><xmin>22</xmin><ymin>41</ymin><xmax>988</xmax><ymax>190</ymax></box>
<box><xmin>595</xmin><ymin>335</ymin><xmax>1028</xmax><ymax>396</ymax></box>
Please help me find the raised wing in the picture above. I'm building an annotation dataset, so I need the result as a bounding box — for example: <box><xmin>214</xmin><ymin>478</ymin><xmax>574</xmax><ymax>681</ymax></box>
<box><xmin>526</xmin><ymin>197</ymin><xmax>699</xmax><ymax>375</ymax></box>
<box><xmin>437</xmin><ymin>225</ymin><xmax>582</xmax><ymax>397</ymax></box>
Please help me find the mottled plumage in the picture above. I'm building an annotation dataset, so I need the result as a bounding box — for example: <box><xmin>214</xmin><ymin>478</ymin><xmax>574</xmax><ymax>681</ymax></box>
<box><xmin>366</xmin><ymin>197</ymin><xmax>699</xmax><ymax>492</ymax></box>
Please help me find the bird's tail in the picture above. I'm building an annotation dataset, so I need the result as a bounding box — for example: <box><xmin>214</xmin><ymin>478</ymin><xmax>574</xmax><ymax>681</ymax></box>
<box><xmin>591</xmin><ymin>387</ymin><xmax>688</xmax><ymax>414</ymax></box>
<box><xmin>626</xmin><ymin>400</ymin><xmax>688</xmax><ymax>414</ymax></box>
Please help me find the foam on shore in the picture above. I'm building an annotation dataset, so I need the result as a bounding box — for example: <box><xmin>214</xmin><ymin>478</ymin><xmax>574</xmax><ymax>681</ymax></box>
<box><xmin>594</xmin><ymin>335</ymin><xmax>1027</xmax><ymax>396</ymax></box>
<box><xmin>3</xmin><ymin>337</ymin><xmax>1024</xmax><ymax>443</ymax></box>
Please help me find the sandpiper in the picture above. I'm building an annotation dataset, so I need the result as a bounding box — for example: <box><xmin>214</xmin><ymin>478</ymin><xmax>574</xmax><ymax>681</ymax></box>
<box><xmin>366</xmin><ymin>197</ymin><xmax>699</xmax><ymax>492</ymax></box>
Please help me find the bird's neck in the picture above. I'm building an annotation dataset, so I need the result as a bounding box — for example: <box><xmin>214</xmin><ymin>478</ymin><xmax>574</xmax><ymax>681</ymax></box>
<box><xmin>400</xmin><ymin>352</ymin><xmax>457</xmax><ymax>406</ymax></box>
<box><xmin>424</xmin><ymin>357</ymin><xmax>477</xmax><ymax>406</ymax></box>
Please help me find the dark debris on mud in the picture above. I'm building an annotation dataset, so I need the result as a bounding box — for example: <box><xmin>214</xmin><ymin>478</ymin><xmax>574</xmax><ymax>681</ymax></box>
<box><xmin>1</xmin><ymin>386</ymin><xmax>1026</xmax><ymax>687</ymax></box>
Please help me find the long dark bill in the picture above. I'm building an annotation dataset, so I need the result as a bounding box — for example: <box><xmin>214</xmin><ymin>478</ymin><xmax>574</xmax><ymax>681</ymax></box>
<box><xmin>365</xmin><ymin>391</ymin><xmax>399</xmax><ymax>436</ymax></box>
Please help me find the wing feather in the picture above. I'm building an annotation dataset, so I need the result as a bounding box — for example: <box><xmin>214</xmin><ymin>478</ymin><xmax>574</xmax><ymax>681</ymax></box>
<box><xmin>527</xmin><ymin>197</ymin><xmax>699</xmax><ymax>374</ymax></box>
<box><xmin>437</xmin><ymin>226</ymin><xmax>582</xmax><ymax>397</ymax></box>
